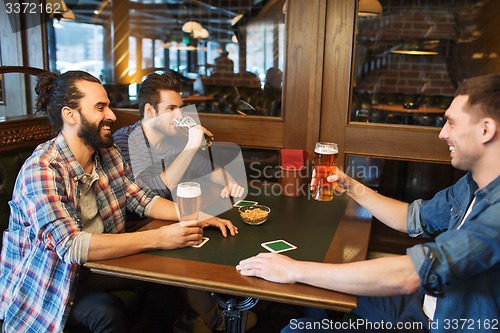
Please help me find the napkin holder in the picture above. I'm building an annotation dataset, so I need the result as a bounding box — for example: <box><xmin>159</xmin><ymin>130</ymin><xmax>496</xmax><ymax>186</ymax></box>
<box><xmin>280</xmin><ymin>149</ymin><xmax>308</xmax><ymax>197</ymax></box>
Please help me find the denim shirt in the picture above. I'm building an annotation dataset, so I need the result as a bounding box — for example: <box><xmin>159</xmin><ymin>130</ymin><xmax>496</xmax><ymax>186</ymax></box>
<box><xmin>406</xmin><ymin>173</ymin><xmax>500</xmax><ymax>332</ymax></box>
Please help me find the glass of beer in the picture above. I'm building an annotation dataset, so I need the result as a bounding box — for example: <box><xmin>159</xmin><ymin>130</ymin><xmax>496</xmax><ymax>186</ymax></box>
<box><xmin>174</xmin><ymin>114</ymin><xmax>213</xmax><ymax>150</ymax></box>
<box><xmin>312</xmin><ymin>142</ymin><xmax>338</xmax><ymax>201</ymax></box>
<box><xmin>176</xmin><ymin>182</ymin><xmax>202</xmax><ymax>224</ymax></box>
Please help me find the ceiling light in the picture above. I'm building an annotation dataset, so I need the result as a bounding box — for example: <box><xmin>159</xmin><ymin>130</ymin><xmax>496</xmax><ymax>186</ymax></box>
<box><xmin>358</xmin><ymin>0</ymin><xmax>382</xmax><ymax>17</ymax></box>
<box><xmin>46</xmin><ymin>0</ymin><xmax>75</xmax><ymax>21</ymax></box>
<box><xmin>231</xmin><ymin>14</ymin><xmax>244</xmax><ymax>26</ymax></box>
<box><xmin>193</xmin><ymin>28</ymin><xmax>209</xmax><ymax>39</ymax></box>
<box><xmin>182</xmin><ymin>21</ymin><xmax>203</xmax><ymax>34</ymax></box>
<box><xmin>391</xmin><ymin>49</ymin><xmax>439</xmax><ymax>56</ymax></box>
<box><xmin>391</xmin><ymin>42</ymin><xmax>439</xmax><ymax>56</ymax></box>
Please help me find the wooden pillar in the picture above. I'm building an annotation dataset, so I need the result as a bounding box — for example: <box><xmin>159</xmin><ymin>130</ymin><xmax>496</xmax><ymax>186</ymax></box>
<box><xmin>112</xmin><ymin>1</ymin><xmax>131</xmax><ymax>84</ymax></box>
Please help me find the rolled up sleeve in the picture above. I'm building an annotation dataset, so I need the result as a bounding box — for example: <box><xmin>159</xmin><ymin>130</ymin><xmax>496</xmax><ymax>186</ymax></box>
<box><xmin>407</xmin><ymin>244</ymin><xmax>444</xmax><ymax>297</ymax></box>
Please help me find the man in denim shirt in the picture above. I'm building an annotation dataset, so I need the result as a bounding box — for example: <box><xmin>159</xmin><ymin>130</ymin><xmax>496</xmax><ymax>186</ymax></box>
<box><xmin>236</xmin><ymin>73</ymin><xmax>500</xmax><ymax>332</ymax></box>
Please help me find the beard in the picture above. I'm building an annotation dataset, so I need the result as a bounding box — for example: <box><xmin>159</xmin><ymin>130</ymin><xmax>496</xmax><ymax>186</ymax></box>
<box><xmin>78</xmin><ymin>114</ymin><xmax>114</xmax><ymax>149</ymax></box>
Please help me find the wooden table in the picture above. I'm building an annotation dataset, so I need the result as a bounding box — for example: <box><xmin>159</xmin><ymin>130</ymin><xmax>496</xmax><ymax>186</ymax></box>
<box><xmin>85</xmin><ymin>192</ymin><xmax>372</xmax><ymax>332</ymax></box>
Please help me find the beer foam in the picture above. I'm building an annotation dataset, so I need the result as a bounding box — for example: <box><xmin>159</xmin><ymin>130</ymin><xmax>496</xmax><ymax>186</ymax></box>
<box><xmin>314</xmin><ymin>144</ymin><xmax>338</xmax><ymax>155</ymax></box>
<box><xmin>177</xmin><ymin>185</ymin><xmax>201</xmax><ymax>198</ymax></box>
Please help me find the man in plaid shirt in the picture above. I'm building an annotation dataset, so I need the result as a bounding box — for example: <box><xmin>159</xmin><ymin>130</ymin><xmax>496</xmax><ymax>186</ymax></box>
<box><xmin>0</xmin><ymin>71</ymin><xmax>237</xmax><ymax>333</ymax></box>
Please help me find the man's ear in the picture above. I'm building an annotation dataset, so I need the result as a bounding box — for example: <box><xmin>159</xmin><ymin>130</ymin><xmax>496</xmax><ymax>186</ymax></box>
<box><xmin>145</xmin><ymin>103</ymin><xmax>156</xmax><ymax>118</ymax></box>
<box><xmin>481</xmin><ymin>117</ymin><xmax>497</xmax><ymax>143</ymax></box>
<box><xmin>61</xmin><ymin>106</ymin><xmax>78</xmax><ymax>125</ymax></box>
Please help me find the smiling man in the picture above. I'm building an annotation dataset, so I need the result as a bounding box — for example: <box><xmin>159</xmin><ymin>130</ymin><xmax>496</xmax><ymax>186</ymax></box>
<box><xmin>0</xmin><ymin>71</ymin><xmax>237</xmax><ymax>333</ymax></box>
<box><xmin>237</xmin><ymin>73</ymin><xmax>500</xmax><ymax>333</ymax></box>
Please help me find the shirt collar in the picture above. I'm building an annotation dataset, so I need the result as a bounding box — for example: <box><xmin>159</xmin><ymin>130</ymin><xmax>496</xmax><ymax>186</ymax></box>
<box><xmin>54</xmin><ymin>133</ymin><xmax>98</xmax><ymax>182</ymax></box>
<box><xmin>474</xmin><ymin>174</ymin><xmax>500</xmax><ymax>201</ymax></box>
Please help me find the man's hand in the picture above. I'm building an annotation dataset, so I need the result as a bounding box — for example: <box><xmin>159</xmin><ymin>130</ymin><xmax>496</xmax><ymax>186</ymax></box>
<box><xmin>198</xmin><ymin>212</ymin><xmax>238</xmax><ymax>237</ymax></box>
<box><xmin>310</xmin><ymin>167</ymin><xmax>353</xmax><ymax>194</ymax></box>
<box><xmin>221</xmin><ymin>182</ymin><xmax>245</xmax><ymax>198</ymax></box>
<box><xmin>236</xmin><ymin>253</ymin><xmax>299</xmax><ymax>284</ymax></box>
<box><xmin>156</xmin><ymin>222</ymin><xmax>203</xmax><ymax>249</ymax></box>
<box><xmin>186</xmin><ymin>125</ymin><xmax>213</xmax><ymax>149</ymax></box>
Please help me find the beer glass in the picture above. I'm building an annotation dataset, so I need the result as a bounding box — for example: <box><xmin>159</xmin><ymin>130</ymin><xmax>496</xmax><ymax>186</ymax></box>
<box><xmin>177</xmin><ymin>182</ymin><xmax>202</xmax><ymax>224</ymax></box>
<box><xmin>312</xmin><ymin>142</ymin><xmax>338</xmax><ymax>201</ymax></box>
<box><xmin>174</xmin><ymin>114</ymin><xmax>213</xmax><ymax>150</ymax></box>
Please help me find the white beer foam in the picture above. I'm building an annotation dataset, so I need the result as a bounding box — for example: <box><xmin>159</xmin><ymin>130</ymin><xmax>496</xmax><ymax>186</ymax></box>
<box><xmin>314</xmin><ymin>145</ymin><xmax>338</xmax><ymax>155</ymax></box>
<box><xmin>177</xmin><ymin>186</ymin><xmax>201</xmax><ymax>198</ymax></box>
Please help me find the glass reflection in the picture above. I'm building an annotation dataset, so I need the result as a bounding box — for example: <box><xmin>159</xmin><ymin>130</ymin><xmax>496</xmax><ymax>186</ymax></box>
<box><xmin>49</xmin><ymin>0</ymin><xmax>286</xmax><ymax>117</ymax></box>
<box><xmin>351</xmin><ymin>0</ymin><xmax>499</xmax><ymax>127</ymax></box>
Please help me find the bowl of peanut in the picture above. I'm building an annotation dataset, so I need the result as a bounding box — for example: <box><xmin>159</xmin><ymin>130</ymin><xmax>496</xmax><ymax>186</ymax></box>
<box><xmin>238</xmin><ymin>205</ymin><xmax>271</xmax><ymax>225</ymax></box>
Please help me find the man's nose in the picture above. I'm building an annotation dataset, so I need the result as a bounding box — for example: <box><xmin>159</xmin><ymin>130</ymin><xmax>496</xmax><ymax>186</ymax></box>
<box><xmin>438</xmin><ymin>122</ymin><xmax>448</xmax><ymax>140</ymax></box>
<box><xmin>174</xmin><ymin>107</ymin><xmax>183</xmax><ymax>118</ymax></box>
<box><xmin>106</xmin><ymin>107</ymin><xmax>117</xmax><ymax>121</ymax></box>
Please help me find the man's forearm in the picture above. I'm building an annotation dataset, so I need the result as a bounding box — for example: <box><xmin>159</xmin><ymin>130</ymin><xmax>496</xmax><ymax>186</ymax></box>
<box><xmin>87</xmin><ymin>229</ymin><xmax>160</xmax><ymax>260</ymax></box>
<box><xmin>296</xmin><ymin>255</ymin><xmax>421</xmax><ymax>296</ymax></box>
<box><xmin>348</xmin><ymin>179</ymin><xmax>409</xmax><ymax>233</ymax></box>
<box><xmin>147</xmin><ymin>196</ymin><xmax>179</xmax><ymax>221</ymax></box>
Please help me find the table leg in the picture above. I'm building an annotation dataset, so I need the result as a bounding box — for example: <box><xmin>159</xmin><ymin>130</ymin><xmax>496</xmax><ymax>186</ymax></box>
<box><xmin>211</xmin><ymin>293</ymin><xmax>259</xmax><ymax>333</ymax></box>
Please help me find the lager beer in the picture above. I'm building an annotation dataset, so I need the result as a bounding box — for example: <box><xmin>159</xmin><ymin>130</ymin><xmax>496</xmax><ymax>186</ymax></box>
<box><xmin>312</xmin><ymin>142</ymin><xmax>338</xmax><ymax>201</ymax></box>
<box><xmin>177</xmin><ymin>182</ymin><xmax>201</xmax><ymax>223</ymax></box>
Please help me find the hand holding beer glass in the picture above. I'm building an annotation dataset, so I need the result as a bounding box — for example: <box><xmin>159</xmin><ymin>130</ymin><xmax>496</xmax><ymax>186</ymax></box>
<box><xmin>311</xmin><ymin>142</ymin><xmax>338</xmax><ymax>201</ymax></box>
<box><xmin>177</xmin><ymin>182</ymin><xmax>202</xmax><ymax>225</ymax></box>
<box><xmin>174</xmin><ymin>114</ymin><xmax>214</xmax><ymax>150</ymax></box>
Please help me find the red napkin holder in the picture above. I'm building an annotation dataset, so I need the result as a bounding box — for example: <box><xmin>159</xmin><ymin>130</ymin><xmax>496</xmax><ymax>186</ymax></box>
<box><xmin>280</xmin><ymin>149</ymin><xmax>308</xmax><ymax>197</ymax></box>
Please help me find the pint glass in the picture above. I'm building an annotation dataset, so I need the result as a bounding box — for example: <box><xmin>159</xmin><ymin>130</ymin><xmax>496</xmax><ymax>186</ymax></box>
<box><xmin>177</xmin><ymin>182</ymin><xmax>202</xmax><ymax>223</ymax></box>
<box><xmin>312</xmin><ymin>142</ymin><xmax>338</xmax><ymax>201</ymax></box>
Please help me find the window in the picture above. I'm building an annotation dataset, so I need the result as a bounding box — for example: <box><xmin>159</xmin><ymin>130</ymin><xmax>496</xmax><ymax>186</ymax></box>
<box><xmin>351</xmin><ymin>0</ymin><xmax>500</xmax><ymax>127</ymax></box>
<box><xmin>49</xmin><ymin>0</ymin><xmax>286</xmax><ymax>117</ymax></box>
<box><xmin>51</xmin><ymin>21</ymin><xmax>104</xmax><ymax>81</ymax></box>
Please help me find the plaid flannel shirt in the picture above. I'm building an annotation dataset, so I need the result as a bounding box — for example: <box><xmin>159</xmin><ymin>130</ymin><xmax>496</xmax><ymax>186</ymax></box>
<box><xmin>0</xmin><ymin>133</ymin><xmax>157</xmax><ymax>332</ymax></box>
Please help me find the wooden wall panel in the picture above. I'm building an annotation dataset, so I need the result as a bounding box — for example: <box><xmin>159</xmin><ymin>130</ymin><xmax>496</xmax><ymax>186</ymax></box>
<box><xmin>199</xmin><ymin>114</ymin><xmax>284</xmax><ymax>149</ymax></box>
<box><xmin>282</xmin><ymin>0</ymin><xmax>326</xmax><ymax>152</ymax></box>
<box><xmin>320</xmin><ymin>0</ymin><xmax>356</xmax><ymax>168</ymax></box>
<box><xmin>345</xmin><ymin>124</ymin><xmax>451</xmax><ymax>163</ymax></box>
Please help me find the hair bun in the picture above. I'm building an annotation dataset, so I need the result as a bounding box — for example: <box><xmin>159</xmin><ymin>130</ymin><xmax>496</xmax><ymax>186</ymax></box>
<box><xmin>35</xmin><ymin>72</ymin><xmax>58</xmax><ymax>114</ymax></box>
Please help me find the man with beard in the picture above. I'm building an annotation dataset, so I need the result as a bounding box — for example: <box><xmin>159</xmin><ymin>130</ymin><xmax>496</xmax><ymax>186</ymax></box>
<box><xmin>0</xmin><ymin>71</ymin><xmax>238</xmax><ymax>333</ymax></box>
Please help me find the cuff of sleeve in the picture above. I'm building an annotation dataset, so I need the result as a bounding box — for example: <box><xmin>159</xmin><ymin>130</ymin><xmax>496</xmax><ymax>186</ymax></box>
<box><xmin>144</xmin><ymin>195</ymin><xmax>160</xmax><ymax>217</ymax></box>
<box><xmin>407</xmin><ymin>244</ymin><xmax>443</xmax><ymax>297</ymax></box>
<box><xmin>63</xmin><ymin>231</ymin><xmax>92</xmax><ymax>265</ymax></box>
<box><xmin>406</xmin><ymin>244</ymin><xmax>427</xmax><ymax>274</ymax></box>
<box><xmin>407</xmin><ymin>199</ymin><xmax>425</xmax><ymax>237</ymax></box>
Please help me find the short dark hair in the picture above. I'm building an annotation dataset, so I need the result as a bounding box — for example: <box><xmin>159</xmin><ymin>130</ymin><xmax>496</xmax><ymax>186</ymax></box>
<box><xmin>137</xmin><ymin>73</ymin><xmax>182</xmax><ymax>117</ymax></box>
<box><xmin>455</xmin><ymin>73</ymin><xmax>500</xmax><ymax>123</ymax></box>
<box><xmin>35</xmin><ymin>71</ymin><xmax>100</xmax><ymax>132</ymax></box>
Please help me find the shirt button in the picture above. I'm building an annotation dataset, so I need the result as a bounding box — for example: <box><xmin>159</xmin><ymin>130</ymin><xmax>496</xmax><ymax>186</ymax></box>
<box><xmin>70</xmin><ymin>301</ymin><xmax>74</xmax><ymax>306</ymax></box>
